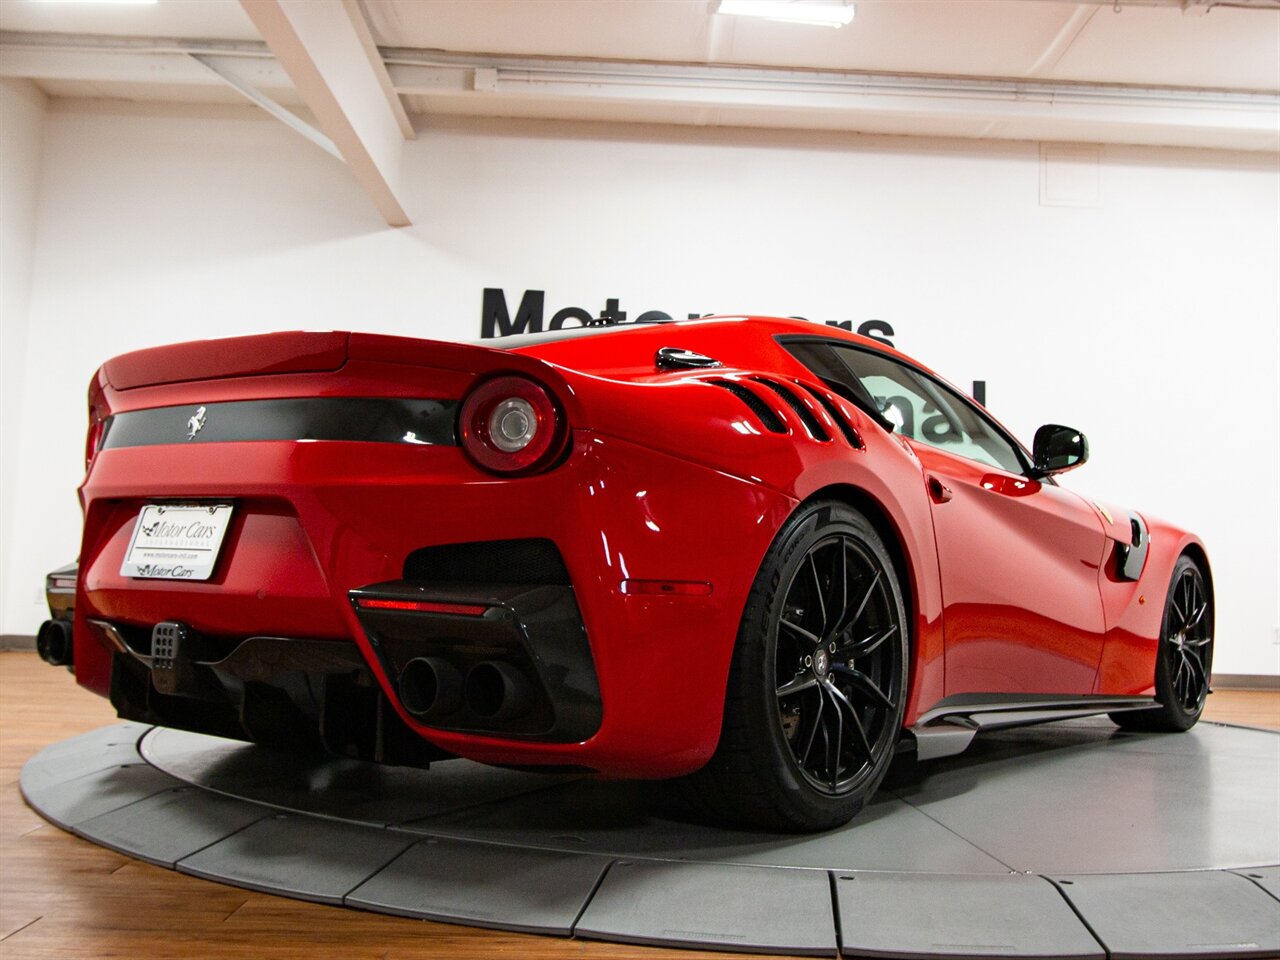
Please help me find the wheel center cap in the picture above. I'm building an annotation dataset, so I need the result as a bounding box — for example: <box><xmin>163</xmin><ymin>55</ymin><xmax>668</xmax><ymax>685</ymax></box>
<box><xmin>813</xmin><ymin>649</ymin><xmax>830</xmax><ymax>677</ymax></box>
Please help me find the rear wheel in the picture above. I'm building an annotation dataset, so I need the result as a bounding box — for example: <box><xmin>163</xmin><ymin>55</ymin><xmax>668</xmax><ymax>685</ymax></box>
<box><xmin>678</xmin><ymin>500</ymin><xmax>908</xmax><ymax>832</ymax></box>
<box><xmin>1111</xmin><ymin>555</ymin><xmax>1213</xmax><ymax>732</ymax></box>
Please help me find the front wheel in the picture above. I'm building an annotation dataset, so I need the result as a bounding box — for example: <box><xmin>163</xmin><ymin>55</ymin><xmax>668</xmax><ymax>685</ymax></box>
<box><xmin>1111</xmin><ymin>555</ymin><xmax>1213</xmax><ymax>732</ymax></box>
<box><xmin>679</xmin><ymin>500</ymin><xmax>909</xmax><ymax>832</ymax></box>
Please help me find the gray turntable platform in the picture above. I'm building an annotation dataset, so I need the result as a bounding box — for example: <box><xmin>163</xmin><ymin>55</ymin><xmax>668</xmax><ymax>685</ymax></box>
<box><xmin>21</xmin><ymin>718</ymin><xmax>1280</xmax><ymax>958</ymax></box>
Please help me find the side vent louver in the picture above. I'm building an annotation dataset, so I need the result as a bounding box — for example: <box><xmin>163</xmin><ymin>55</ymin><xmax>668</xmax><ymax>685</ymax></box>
<box><xmin>798</xmin><ymin>382</ymin><xmax>864</xmax><ymax>448</ymax></box>
<box><xmin>750</xmin><ymin>377</ymin><xmax>830</xmax><ymax>442</ymax></box>
<box><xmin>708</xmin><ymin>379</ymin><xmax>786</xmax><ymax>433</ymax></box>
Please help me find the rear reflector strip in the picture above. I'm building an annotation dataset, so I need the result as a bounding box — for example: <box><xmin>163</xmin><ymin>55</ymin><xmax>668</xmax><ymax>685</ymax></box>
<box><xmin>354</xmin><ymin>598</ymin><xmax>489</xmax><ymax>616</ymax></box>
<box><xmin>620</xmin><ymin>579</ymin><xmax>713</xmax><ymax>597</ymax></box>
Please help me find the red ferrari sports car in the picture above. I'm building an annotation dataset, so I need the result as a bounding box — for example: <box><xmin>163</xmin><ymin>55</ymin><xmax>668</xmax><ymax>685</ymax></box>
<box><xmin>39</xmin><ymin>317</ymin><xmax>1213</xmax><ymax>831</ymax></box>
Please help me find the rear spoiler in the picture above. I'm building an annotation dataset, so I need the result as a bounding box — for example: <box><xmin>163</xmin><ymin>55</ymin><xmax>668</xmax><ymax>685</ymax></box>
<box><xmin>104</xmin><ymin>332</ymin><xmax>350</xmax><ymax>390</ymax></box>
<box><xmin>100</xmin><ymin>330</ymin><xmax>575</xmax><ymax>408</ymax></box>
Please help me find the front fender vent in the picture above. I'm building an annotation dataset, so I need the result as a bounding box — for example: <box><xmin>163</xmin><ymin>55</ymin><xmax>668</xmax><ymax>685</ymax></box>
<box><xmin>750</xmin><ymin>377</ymin><xmax>830</xmax><ymax>442</ymax></box>
<box><xmin>707</xmin><ymin>379</ymin><xmax>786</xmax><ymax>434</ymax></box>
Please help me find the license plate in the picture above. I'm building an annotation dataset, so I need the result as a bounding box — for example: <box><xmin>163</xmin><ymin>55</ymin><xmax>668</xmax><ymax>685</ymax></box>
<box><xmin>120</xmin><ymin>503</ymin><xmax>234</xmax><ymax>580</ymax></box>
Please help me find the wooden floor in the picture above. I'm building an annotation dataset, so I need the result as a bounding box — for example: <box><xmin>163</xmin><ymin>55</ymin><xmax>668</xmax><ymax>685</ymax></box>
<box><xmin>2</xmin><ymin>650</ymin><xmax>1276</xmax><ymax>959</ymax></box>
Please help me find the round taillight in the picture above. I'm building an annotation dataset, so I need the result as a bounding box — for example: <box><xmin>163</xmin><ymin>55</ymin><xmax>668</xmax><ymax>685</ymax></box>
<box><xmin>458</xmin><ymin>375</ymin><xmax>566</xmax><ymax>475</ymax></box>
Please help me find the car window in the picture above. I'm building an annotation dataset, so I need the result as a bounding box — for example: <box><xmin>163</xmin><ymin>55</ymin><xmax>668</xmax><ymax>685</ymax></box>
<box><xmin>782</xmin><ymin>339</ymin><xmax>1027</xmax><ymax>473</ymax></box>
<box><xmin>825</xmin><ymin>346</ymin><xmax>1025</xmax><ymax>474</ymax></box>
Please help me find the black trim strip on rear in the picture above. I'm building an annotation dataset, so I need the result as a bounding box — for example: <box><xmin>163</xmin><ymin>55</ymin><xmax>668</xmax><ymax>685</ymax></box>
<box><xmin>707</xmin><ymin>379</ymin><xmax>786</xmax><ymax>434</ymax></box>
<box><xmin>750</xmin><ymin>376</ymin><xmax>830</xmax><ymax>442</ymax></box>
<box><xmin>100</xmin><ymin>397</ymin><xmax>459</xmax><ymax>450</ymax></box>
<box><xmin>797</xmin><ymin>382</ymin><xmax>863</xmax><ymax>448</ymax></box>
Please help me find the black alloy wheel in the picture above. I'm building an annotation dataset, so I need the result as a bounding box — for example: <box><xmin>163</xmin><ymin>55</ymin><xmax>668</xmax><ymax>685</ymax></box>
<box><xmin>774</xmin><ymin>532</ymin><xmax>903</xmax><ymax>795</ymax></box>
<box><xmin>675</xmin><ymin>500</ymin><xmax>908</xmax><ymax>832</ymax></box>
<box><xmin>1112</xmin><ymin>555</ymin><xmax>1214</xmax><ymax>733</ymax></box>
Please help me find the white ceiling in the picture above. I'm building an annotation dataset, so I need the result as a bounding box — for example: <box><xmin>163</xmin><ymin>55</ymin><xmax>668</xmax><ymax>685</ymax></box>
<box><xmin>3</xmin><ymin>0</ymin><xmax>1278</xmax><ymax>92</ymax></box>
<box><xmin>1</xmin><ymin>0</ymin><xmax>1277</xmax><ymax>152</ymax></box>
<box><xmin>363</xmin><ymin>0</ymin><xmax>1280</xmax><ymax>92</ymax></box>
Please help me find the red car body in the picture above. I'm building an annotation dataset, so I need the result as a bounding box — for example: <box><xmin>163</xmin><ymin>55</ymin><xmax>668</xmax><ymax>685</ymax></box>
<box><xmin>61</xmin><ymin>317</ymin><xmax>1208</xmax><ymax>783</ymax></box>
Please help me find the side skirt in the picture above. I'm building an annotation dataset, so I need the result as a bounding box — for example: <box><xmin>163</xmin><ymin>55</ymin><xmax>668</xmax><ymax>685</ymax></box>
<box><xmin>907</xmin><ymin>694</ymin><xmax>1159</xmax><ymax>761</ymax></box>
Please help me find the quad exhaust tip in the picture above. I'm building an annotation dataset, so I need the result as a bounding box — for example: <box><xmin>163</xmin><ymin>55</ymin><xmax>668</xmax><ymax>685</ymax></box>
<box><xmin>37</xmin><ymin>619</ymin><xmax>74</xmax><ymax>667</ymax></box>
<box><xmin>398</xmin><ymin>657</ymin><xmax>463</xmax><ymax>718</ymax></box>
<box><xmin>464</xmin><ymin>661</ymin><xmax>533</xmax><ymax>721</ymax></box>
<box><xmin>397</xmin><ymin>657</ymin><xmax>535</xmax><ymax>722</ymax></box>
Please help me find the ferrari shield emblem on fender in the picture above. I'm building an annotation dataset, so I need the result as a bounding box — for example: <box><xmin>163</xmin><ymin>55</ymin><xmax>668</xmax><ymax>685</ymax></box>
<box><xmin>186</xmin><ymin>406</ymin><xmax>207</xmax><ymax>440</ymax></box>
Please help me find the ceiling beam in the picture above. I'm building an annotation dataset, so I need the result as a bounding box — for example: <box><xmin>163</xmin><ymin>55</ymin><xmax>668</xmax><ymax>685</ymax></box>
<box><xmin>238</xmin><ymin>0</ymin><xmax>411</xmax><ymax>226</ymax></box>
<box><xmin>189</xmin><ymin>53</ymin><xmax>339</xmax><ymax>159</ymax></box>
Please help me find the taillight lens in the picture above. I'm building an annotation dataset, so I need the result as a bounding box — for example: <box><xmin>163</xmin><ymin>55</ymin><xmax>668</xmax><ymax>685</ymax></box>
<box><xmin>459</xmin><ymin>375</ymin><xmax>566</xmax><ymax>475</ymax></box>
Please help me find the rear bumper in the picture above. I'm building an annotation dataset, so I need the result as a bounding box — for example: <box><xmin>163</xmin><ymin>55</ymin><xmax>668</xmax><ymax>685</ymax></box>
<box><xmin>75</xmin><ymin>430</ymin><xmax>795</xmax><ymax>777</ymax></box>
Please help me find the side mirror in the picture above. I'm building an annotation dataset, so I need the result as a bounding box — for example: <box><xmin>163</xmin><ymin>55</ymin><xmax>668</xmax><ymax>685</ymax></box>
<box><xmin>1032</xmin><ymin>424</ymin><xmax>1088</xmax><ymax>477</ymax></box>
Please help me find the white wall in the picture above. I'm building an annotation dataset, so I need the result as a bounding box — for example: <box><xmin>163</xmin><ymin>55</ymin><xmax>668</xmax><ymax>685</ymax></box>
<box><xmin>0</xmin><ymin>79</ymin><xmax>46</xmax><ymax>635</ymax></box>
<box><xmin>5</xmin><ymin>100</ymin><xmax>1277</xmax><ymax>675</ymax></box>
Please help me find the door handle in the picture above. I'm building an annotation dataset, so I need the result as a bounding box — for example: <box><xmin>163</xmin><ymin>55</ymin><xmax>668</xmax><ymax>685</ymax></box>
<box><xmin>927</xmin><ymin>476</ymin><xmax>953</xmax><ymax>504</ymax></box>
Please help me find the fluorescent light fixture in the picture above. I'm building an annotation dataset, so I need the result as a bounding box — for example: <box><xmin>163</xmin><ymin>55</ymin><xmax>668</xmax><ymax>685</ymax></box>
<box><xmin>717</xmin><ymin>0</ymin><xmax>855</xmax><ymax>28</ymax></box>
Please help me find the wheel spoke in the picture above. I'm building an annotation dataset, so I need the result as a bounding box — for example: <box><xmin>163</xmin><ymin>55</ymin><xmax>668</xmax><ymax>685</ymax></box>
<box><xmin>1172</xmin><ymin>580</ymin><xmax>1189</xmax><ymax>628</ymax></box>
<box><xmin>799</xmin><ymin>685</ymin><xmax>826</xmax><ymax>768</ymax></box>
<box><xmin>808</xmin><ymin>553</ymin><xmax>828</xmax><ymax>635</ymax></box>
<box><xmin>839</xmin><ymin>623</ymin><xmax>898</xmax><ymax>660</ymax></box>
<box><xmin>832</xmin><ymin>568</ymin><xmax>881</xmax><ymax>641</ymax></box>
<box><xmin>836</xmin><ymin>537</ymin><xmax>848</xmax><ymax>628</ymax></box>
<box><xmin>780</xmin><ymin>617</ymin><xmax>821</xmax><ymax>645</ymax></box>
<box><xmin>1185</xmin><ymin>600</ymin><xmax>1207</xmax><ymax>631</ymax></box>
<box><xmin>832</xmin><ymin>665</ymin><xmax>894</xmax><ymax>710</ymax></box>
<box><xmin>828</xmin><ymin>683</ymin><xmax>844</xmax><ymax>787</ymax></box>
<box><xmin>826</xmin><ymin>681</ymin><xmax>875</xmax><ymax>761</ymax></box>
<box><xmin>777</xmin><ymin>673</ymin><xmax>818</xmax><ymax>698</ymax></box>
<box><xmin>818</xmin><ymin>702</ymin><xmax>833</xmax><ymax>780</ymax></box>
<box><xmin>1184</xmin><ymin>648</ymin><xmax>1205</xmax><ymax>686</ymax></box>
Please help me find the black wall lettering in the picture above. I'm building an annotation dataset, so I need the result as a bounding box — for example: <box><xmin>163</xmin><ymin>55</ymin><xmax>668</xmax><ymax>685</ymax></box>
<box><xmin>636</xmin><ymin>311</ymin><xmax>673</xmax><ymax>324</ymax></box>
<box><xmin>550</xmin><ymin>306</ymin><xmax>593</xmax><ymax>330</ymax></box>
<box><xmin>599</xmin><ymin>298</ymin><xmax>627</xmax><ymax>324</ymax></box>
<box><xmin>857</xmin><ymin>320</ymin><xmax>895</xmax><ymax>347</ymax></box>
<box><xmin>972</xmin><ymin>380</ymin><xmax>987</xmax><ymax>406</ymax></box>
<box><xmin>481</xmin><ymin>288</ymin><xmax>545</xmax><ymax>339</ymax></box>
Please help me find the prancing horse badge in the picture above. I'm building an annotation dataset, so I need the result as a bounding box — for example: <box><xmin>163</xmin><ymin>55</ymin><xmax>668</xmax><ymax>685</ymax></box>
<box><xmin>186</xmin><ymin>406</ymin><xmax>207</xmax><ymax>440</ymax></box>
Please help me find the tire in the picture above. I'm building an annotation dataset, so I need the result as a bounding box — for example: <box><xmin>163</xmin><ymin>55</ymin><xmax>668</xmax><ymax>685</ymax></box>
<box><xmin>1111</xmin><ymin>555</ymin><xmax>1213</xmax><ymax>733</ymax></box>
<box><xmin>675</xmin><ymin>500</ymin><xmax>909</xmax><ymax>832</ymax></box>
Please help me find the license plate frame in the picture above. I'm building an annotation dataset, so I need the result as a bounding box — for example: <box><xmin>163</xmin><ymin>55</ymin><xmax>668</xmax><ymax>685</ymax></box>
<box><xmin>120</xmin><ymin>502</ymin><xmax>235</xmax><ymax>581</ymax></box>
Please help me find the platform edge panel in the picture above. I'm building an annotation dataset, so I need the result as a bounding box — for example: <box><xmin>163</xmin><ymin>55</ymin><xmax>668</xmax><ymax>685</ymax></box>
<box><xmin>175</xmin><ymin>813</ymin><xmax>416</xmax><ymax>905</ymax></box>
<box><xmin>20</xmin><ymin>758</ymin><xmax>185</xmax><ymax>831</ymax></box>
<box><xmin>833</xmin><ymin>872</ymin><xmax>1106</xmax><ymax>960</ymax></box>
<box><xmin>346</xmin><ymin>836</ymin><xmax>612</xmax><ymax>935</ymax></box>
<box><xmin>574</xmin><ymin>859</ymin><xmax>838</xmax><ymax>955</ymax></box>
<box><xmin>18</xmin><ymin>722</ymin><xmax>150</xmax><ymax>794</ymax></box>
<box><xmin>71</xmin><ymin>785</ymin><xmax>274</xmax><ymax>867</ymax></box>
<box><xmin>1228</xmin><ymin>866</ymin><xmax>1280</xmax><ymax>904</ymax></box>
<box><xmin>1051</xmin><ymin>871</ymin><xmax>1280</xmax><ymax>959</ymax></box>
